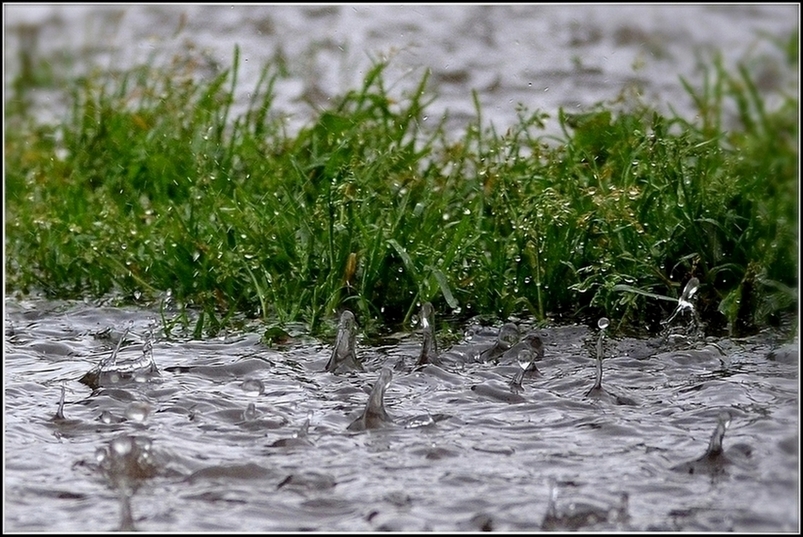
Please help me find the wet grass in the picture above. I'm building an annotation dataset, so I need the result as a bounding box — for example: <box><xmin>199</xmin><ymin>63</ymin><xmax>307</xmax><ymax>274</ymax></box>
<box><xmin>5</xmin><ymin>34</ymin><xmax>799</xmax><ymax>340</ymax></box>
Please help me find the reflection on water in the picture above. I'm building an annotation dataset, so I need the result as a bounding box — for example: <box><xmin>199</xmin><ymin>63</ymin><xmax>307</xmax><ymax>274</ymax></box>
<box><xmin>3</xmin><ymin>298</ymin><xmax>799</xmax><ymax>531</ymax></box>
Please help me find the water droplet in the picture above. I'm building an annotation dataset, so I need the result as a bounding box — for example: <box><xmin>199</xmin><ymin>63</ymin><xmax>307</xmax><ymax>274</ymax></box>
<box><xmin>100</xmin><ymin>410</ymin><xmax>114</xmax><ymax>424</ymax></box>
<box><xmin>404</xmin><ymin>414</ymin><xmax>435</xmax><ymax>429</ymax></box>
<box><xmin>133</xmin><ymin>371</ymin><xmax>149</xmax><ymax>383</ymax></box>
<box><xmin>125</xmin><ymin>401</ymin><xmax>150</xmax><ymax>423</ymax></box>
<box><xmin>598</xmin><ymin>317</ymin><xmax>610</xmax><ymax>330</ymax></box>
<box><xmin>241</xmin><ymin>378</ymin><xmax>265</xmax><ymax>395</ymax></box>
<box><xmin>135</xmin><ymin>437</ymin><xmax>152</xmax><ymax>452</ymax></box>
<box><xmin>243</xmin><ymin>403</ymin><xmax>258</xmax><ymax>421</ymax></box>
<box><xmin>111</xmin><ymin>436</ymin><xmax>134</xmax><ymax>457</ymax></box>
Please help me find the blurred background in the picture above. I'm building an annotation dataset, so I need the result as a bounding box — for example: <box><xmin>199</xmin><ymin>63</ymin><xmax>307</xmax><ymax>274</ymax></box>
<box><xmin>4</xmin><ymin>4</ymin><xmax>799</xmax><ymax>136</ymax></box>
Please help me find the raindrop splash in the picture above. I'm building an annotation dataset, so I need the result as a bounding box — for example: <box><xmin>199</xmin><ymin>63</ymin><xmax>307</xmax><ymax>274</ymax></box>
<box><xmin>660</xmin><ymin>277</ymin><xmax>703</xmax><ymax>342</ymax></box>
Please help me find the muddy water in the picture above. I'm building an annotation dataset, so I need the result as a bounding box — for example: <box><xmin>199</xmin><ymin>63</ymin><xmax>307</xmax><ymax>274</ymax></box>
<box><xmin>3</xmin><ymin>5</ymin><xmax>799</xmax><ymax>135</ymax></box>
<box><xmin>3</xmin><ymin>298</ymin><xmax>799</xmax><ymax>532</ymax></box>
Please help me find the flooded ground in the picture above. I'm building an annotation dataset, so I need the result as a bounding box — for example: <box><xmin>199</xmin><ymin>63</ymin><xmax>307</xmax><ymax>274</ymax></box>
<box><xmin>3</xmin><ymin>4</ymin><xmax>800</xmax><ymax>532</ymax></box>
<box><xmin>3</xmin><ymin>4</ymin><xmax>799</xmax><ymax>136</ymax></box>
<box><xmin>3</xmin><ymin>297</ymin><xmax>799</xmax><ymax>532</ymax></box>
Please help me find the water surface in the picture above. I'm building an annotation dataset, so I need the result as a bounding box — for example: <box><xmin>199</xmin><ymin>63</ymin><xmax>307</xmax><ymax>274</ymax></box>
<box><xmin>4</xmin><ymin>4</ymin><xmax>798</xmax><ymax>135</ymax></box>
<box><xmin>3</xmin><ymin>5</ymin><xmax>799</xmax><ymax>532</ymax></box>
<box><xmin>3</xmin><ymin>298</ymin><xmax>798</xmax><ymax>531</ymax></box>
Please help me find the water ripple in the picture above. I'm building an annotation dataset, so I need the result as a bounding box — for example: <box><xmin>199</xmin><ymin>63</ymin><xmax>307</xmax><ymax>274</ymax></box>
<box><xmin>3</xmin><ymin>299</ymin><xmax>798</xmax><ymax>532</ymax></box>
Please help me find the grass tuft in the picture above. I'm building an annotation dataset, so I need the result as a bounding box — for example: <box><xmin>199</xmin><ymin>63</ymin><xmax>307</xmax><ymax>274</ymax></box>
<box><xmin>5</xmin><ymin>36</ymin><xmax>798</xmax><ymax>339</ymax></box>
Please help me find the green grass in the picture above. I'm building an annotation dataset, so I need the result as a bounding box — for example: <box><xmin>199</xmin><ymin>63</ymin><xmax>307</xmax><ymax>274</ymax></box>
<box><xmin>5</xmin><ymin>34</ymin><xmax>799</xmax><ymax>341</ymax></box>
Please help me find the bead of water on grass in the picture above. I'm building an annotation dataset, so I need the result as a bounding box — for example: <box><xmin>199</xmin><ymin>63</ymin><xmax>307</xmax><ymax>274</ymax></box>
<box><xmin>598</xmin><ymin>317</ymin><xmax>610</xmax><ymax>330</ymax></box>
<box><xmin>241</xmin><ymin>378</ymin><xmax>264</xmax><ymax>395</ymax></box>
<box><xmin>100</xmin><ymin>410</ymin><xmax>114</xmax><ymax>424</ymax></box>
<box><xmin>95</xmin><ymin>447</ymin><xmax>108</xmax><ymax>464</ymax></box>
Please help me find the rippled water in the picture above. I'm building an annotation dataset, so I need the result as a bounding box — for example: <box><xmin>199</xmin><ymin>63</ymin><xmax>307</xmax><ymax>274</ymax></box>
<box><xmin>3</xmin><ymin>298</ymin><xmax>799</xmax><ymax>532</ymax></box>
<box><xmin>4</xmin><ymin>5</ymin><xmax>800</xmax><ymax>532</ymax></box>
